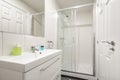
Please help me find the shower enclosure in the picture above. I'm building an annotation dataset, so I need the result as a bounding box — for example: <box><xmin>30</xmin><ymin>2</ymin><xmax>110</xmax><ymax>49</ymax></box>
<box><xmin>57</xmin><ymin>4</ymin><xmax>94</xmax><ymax>75</ymax></box>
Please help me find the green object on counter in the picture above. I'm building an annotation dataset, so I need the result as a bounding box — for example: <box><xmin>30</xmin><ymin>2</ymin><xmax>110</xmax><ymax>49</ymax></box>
<box><xmin>11</xmin><ymin>45</ymin><xmax>22</xmax><ymax>56</ymax></box>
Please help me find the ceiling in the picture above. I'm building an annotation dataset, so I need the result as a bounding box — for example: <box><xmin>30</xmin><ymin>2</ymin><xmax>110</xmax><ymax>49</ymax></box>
<box><xmin>22</xmin><ymin>0</ymin><xmax>44</xmax><ymax>12</ymax></box>
<box><xmin>22</xmin><ymin>0</ymin><xmax>95</xmax><ymax>12</ymax></box>
<box><xmin>61</xmin><ymin>5</ymin><xmax>93</xmax><ymax>20</ymax></box>
<box><xmin>56</xmin><ymin>0</ymin><xmax>95</xmax><ymax>9</ymax></box>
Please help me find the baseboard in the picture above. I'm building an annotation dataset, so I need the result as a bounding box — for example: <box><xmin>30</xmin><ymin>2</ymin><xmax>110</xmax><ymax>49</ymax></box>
<box><xmin>61</xmin><ymin>71</ymin><xmax>98</xmax><ymax>80</ymax></box>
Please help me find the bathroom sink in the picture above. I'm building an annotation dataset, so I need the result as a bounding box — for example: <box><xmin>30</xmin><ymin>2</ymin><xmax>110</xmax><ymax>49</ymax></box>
<box><xmin>0</xmin><ymin>49</ymin><xmax>61</xmax><ymax>72</ymax></box>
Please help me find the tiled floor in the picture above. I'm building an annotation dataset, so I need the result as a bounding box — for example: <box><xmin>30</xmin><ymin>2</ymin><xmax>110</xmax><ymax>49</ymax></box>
<box><xmin>61</xmin><ymin>77</ymin><xmax>78</xmax><ymax>80</ymax></box>
<box><xmin>61</xmin><ymin>76</ymin><xmax>87</xmax><ymax>80</ymax></box>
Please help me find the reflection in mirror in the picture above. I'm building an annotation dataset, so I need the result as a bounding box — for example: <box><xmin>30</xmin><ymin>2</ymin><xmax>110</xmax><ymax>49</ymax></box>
<box><xmin>23</xmin><ymin>0</ymin><xmax>45</xmax><ymax>37</ymax></box>
<box><xmin>0</xmin><ymin>0</ymin><xmax>44</xmax><ymax>37</ymax></box>
<box><xmin>32</xmin><ymin>13</ymin><xmax>44</xmax><ymax>37</ymax></box>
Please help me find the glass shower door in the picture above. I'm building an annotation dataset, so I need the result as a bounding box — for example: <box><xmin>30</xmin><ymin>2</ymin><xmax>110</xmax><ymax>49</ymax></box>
<box><xmin>57</xmin><ymin>9</ymin><xmax>76</xmax><ymax>72</ymax></box>
<box><xmin>57</xmin><ymin>5</ymin><xmax>94</xmax><ymax>75</ymax></box>
<box><xmin>63</xmin><ymin>27</ymin><xmax>76</xmax><ymax>71</ymax></box>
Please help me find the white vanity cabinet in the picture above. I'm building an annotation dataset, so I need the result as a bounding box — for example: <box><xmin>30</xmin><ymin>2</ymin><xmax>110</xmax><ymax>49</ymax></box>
<box><xmin>24</xmin><ymin>55</ymin><xmax>61</xmax><ymax>80</ymax></box>
<box><xmin>0</xmin><ymin>50</ymin><xmax>61</xmax><ymax>80</ymax></box>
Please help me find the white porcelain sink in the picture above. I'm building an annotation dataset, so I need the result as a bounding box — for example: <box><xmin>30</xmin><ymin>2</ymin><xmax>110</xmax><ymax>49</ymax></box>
<box><xmin>0</xmin><ymin>49</ymin><xmax>61</xmax><ymax>72</ymax></box>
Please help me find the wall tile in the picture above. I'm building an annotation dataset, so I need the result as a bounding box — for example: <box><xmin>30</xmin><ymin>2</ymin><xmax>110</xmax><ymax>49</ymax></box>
<box><xmin>24</xmin><ymin>35</ymin><xmax>46</xmax><ymax>52</ymax></box>
<box><xmin>35</xmin><ymin>37</ymin><xmax>46</xmax><ymax>47</ymax></box>
<box><xmin>2</xmin><ymin>32</ymin><xmax>25</xmax><ymax>56</ymax></box>
<box><xmin>0</xmin><ymin>32</ymin><xmax>2</xmax><ymax>56</ymax></box>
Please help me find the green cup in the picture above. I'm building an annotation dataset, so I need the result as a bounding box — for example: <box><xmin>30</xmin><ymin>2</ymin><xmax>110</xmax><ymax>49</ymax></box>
<box><xmin>11</xmin><ymin>46</ymin><xmax>22</xmax><ymax>56</ymax></box>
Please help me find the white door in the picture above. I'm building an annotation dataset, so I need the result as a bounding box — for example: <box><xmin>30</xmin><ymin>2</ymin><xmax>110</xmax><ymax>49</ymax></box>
<box><xmin>107</xmin><ymin>0</ymin><xmax>120</xmax><ymax>79</ymax></box>
<box><xmin>96</xmin><ymin>0</ymin><xmax>120</xmax><ymax>80</ymax></box>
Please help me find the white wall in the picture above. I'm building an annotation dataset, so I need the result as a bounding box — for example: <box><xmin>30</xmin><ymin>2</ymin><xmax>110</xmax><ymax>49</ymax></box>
<box><xmin>24</xmin><ymin>35</ymin><xmax>45</xmax><ymax>52</ymax></box>
<box><xmin>2</xmin><ymin>33</ymin><xmax>24</xmax><ymax>56</ymax></box>
<box><xmin>0</xmin><ymin>1</ymin><xmax>2</xmax><ymax>56</ymax></box>
<box><xmin>45</xmin><ymin>0</ymin><xmax>59</xmax><ymax>48</ymax></box>
<box><xmin>0</xmin><ymin>2</ymin><xmax>1</xmax><ymax>32</ymax></box>
<box><xmin>0</xmin><ymin>32</ymin><xmax>2</xmax><ymax>56</ymax></box>
<box><xmin>45</xmin><ymin>0</ymin><xmax>59</xmax><ymax>12</ymax></box>
<box><xmin>76</xmin><ymin>10</ymin><xmax>93</xmax><ymax>25</ymax></box>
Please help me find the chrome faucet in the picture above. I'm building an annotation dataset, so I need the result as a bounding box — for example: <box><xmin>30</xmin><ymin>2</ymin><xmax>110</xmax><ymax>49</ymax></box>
<box><xmin>31</xmin><ymin>46</ymin><xmax>39</xmax><ymax>53</ymax></box>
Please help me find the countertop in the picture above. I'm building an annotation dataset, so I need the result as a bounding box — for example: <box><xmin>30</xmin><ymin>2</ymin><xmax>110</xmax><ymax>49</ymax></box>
<box><xmin>0</xmin><ymin>49</ymin><xmax>62</xmax><ymax>72</ymax></box>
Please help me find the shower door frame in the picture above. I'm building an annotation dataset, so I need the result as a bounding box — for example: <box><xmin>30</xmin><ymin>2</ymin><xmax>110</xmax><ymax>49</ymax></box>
<box><xmin>57</xmin><ymin>3</ymin><xmax>96</xmax><ymax>77</ymax></box>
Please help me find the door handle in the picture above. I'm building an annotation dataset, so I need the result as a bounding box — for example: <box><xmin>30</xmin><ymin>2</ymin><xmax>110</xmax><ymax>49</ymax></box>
<box><xmin>99</xmin><ymin>41</ymin><xmax>115</xmax><ymax>46</ymax></box>
<box><xmin>109</xmin><ymin>48</ymin><xmax>115</xmax><ymax>51</ymax></box>
<box><xmin>107</xmin><ymin>41</ymin><xmax>115</xmax><ymax>46</ymax></box>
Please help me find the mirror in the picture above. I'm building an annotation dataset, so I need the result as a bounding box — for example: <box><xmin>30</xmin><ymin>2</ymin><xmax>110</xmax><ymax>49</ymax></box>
<box><xmin>23</xmin><ymin>0</ymin><xmax>45</xmax><ymax>37</ymax></box>
<box><xmin>0</xmin><ymin>0</ymin><xmax>45</xmax><ymax>37</ymax></box>
<box><xmin>32</xmin><ymin>13</ymin><xmax>44</xmax><ymax>37</ymax></box>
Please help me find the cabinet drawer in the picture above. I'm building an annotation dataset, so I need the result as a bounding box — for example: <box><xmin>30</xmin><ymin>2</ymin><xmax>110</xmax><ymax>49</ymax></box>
<box><xmin>24</xmin><ymin>55</ymin><xmax>61</xmax><ymax>80</ymax></box>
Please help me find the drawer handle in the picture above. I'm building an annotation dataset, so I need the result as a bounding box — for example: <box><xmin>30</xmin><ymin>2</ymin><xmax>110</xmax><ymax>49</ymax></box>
<box><xmin>40</xmin><ymin>58</ymin><xmax>60</xmax><ymax>71</ymax></box>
